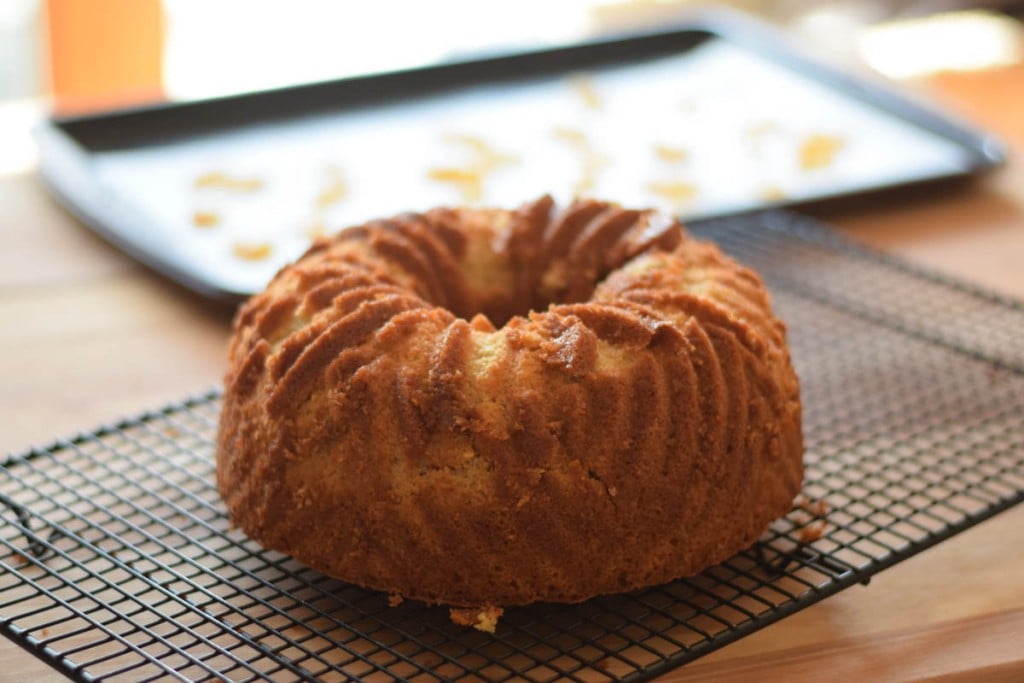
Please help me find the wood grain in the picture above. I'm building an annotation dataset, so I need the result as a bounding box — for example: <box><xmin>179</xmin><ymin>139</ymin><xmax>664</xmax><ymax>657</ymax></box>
<box><xmin>0</xmin><ymin>175</ymin><xmax>234</xmax><ymax>454</ymax></box>
<box><xmin>664</xmin><ymin>607</ymin><xmax>1024</xmax><ymax>683</ymax></box>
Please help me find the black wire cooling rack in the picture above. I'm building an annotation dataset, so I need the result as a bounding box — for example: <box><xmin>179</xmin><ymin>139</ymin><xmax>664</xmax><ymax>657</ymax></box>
<box><xmin>2</xmin><ymin>211</ymin><xmax>1023</xmax><ymax>682</ymax></box>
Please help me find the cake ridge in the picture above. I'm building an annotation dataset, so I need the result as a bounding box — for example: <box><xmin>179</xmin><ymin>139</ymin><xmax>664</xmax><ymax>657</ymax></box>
<box><xmin>217</xmin><ymin>195</ymin><xmax>803</xmax><ymax>615</ymax></box>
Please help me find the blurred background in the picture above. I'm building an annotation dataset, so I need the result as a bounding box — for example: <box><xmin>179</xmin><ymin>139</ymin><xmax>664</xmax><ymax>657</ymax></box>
<box><xmin>5</xmin><ymin>1</ymin><xmax>1024</xmax><ymax>100</ymax></box>
<box><xmin>6</xmin><ymin>2</ymin><xmax>1024</xmax><ymax>99</ymax></box>
<box><xmin>2</xmin><ymin>0</ymin><xmax>1024</xmax><ymax>175</ymax></box>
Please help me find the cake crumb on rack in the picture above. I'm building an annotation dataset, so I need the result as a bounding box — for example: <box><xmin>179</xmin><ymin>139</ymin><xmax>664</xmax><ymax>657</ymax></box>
<box><xmin>798</xmin><ymin>520</ymin><xmax>828</xmax><ymax>543</ymax></box>
<box><xmin>795</xmin><ymin>494</ymin><xmax>829</xmax><ymax>518</ymax></box>
<box><xmin>450</xmin><ymin>606</ymin><xmax>504</xmax><ymax>633</ymax></box>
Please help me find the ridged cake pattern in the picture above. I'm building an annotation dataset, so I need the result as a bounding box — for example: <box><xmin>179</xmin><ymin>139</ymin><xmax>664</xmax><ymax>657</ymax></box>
<box><xmin>217</xmin><ymin>195</ymin><xmax>803</xmax><ymax>608</ymax></box>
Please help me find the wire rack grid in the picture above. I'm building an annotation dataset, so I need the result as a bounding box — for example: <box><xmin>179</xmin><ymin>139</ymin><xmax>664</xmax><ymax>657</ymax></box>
<box><xmin>2</xmin><ymin>210</ymin><xmax>1023</xmax><ymax>682</ymax></box>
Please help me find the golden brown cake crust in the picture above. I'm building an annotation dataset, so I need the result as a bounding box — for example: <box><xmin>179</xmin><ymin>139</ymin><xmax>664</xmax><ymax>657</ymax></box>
<box><xmin>217</xmin><ymin>196</ymin><xmax>803</xmax><ymax>608</ymax></box>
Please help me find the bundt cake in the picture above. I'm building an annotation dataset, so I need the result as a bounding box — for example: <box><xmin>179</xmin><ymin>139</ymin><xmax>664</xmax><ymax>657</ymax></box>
<box><xmin>217</xmin><ymin>195</ymin><xmax>803</xmax><ymax>626</ymax></box>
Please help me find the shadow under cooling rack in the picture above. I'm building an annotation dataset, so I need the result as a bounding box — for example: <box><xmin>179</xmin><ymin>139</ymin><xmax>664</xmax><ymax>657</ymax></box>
<box><xmin>2</xmin><ymin>211</ymin><xmax>1023</xmax><ymax>681</ymax></box>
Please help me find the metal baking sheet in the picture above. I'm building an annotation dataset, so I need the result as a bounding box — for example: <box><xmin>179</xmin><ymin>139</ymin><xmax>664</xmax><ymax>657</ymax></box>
<box><xmin>34</xmin><ymin>10</ymin><xmax>1006</xmax><ymax>301</ymax></box>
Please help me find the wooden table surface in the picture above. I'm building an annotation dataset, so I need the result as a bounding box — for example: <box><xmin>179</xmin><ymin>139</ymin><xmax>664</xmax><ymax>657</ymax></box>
<box><xmin>2</xmin><ymin>62</ymin><xmax>1023</xmax><ymax>682</ymax></box>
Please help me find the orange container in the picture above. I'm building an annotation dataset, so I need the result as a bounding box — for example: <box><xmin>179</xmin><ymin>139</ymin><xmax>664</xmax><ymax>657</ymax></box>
<box><xmin>45</xmin><ymin>0</ymin><xmax>165</xmax><ymax>114</ymax></box>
